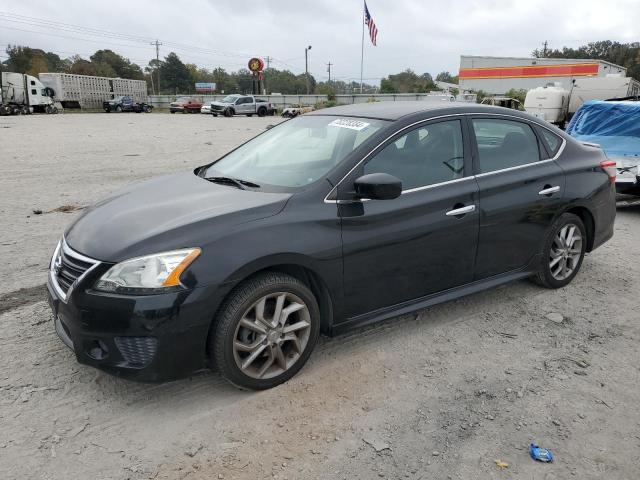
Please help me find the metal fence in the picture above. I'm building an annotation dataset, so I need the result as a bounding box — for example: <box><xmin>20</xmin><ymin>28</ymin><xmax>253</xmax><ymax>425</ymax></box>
<box><xmin>147</xmin><ymin>93</ymin><xmax>455</xmax><ymax>109</ymax></box>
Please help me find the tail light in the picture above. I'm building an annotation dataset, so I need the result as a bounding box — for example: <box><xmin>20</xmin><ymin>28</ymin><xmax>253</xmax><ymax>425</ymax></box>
<box><xmin>600</xmin><ymin>160</ymin><xmax>616</xmax><ymax>183</ymax></box>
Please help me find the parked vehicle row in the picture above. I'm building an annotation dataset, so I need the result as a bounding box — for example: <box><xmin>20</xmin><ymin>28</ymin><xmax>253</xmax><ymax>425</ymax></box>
<box><xmin>47</xmin><ymin>102</ymin><xmax>616</xmax><ymax>390</ymax></box>
<box><xmin>103</xmin><ymin>95</ymin><xmax>153</xmax><ymax>113</ymax></box>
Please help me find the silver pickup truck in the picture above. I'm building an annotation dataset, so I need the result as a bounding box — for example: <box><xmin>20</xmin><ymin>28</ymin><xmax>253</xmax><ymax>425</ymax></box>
<box><xmin>209</xmin><ymin>95</ymin><xmax>276</xmax><ymax>117</ymax></box>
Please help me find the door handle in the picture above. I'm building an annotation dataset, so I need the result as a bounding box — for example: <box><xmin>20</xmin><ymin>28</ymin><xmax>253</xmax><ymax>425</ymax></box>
<box><xmin>446</xmin><ymin>204</ymin><xmax>475</xmax><ymax>216</ymax></box>
<box><xmin>538</xmin><ymin>185</ymin><xmax>560</xmax><ymax>196</ymax></box>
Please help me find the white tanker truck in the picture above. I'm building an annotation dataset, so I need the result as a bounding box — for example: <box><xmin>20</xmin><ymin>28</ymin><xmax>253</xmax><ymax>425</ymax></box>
<box><xmin>524</xmin><ymin>75</ymin><xmax>640</xmax><ymax>127</ymax></box>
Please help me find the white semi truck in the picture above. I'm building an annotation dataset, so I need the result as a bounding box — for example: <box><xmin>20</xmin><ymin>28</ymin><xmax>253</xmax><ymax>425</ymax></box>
<box><xmin>38</xmin><ymin>73</ymin><xmax>148</xmax><ymax>109</ymax></box>
<box><xmin>524</xmin><ymin>75</ymin><xmax>640</xmax><ymax>126</ymax></box>
<box><xmin>0</xmin><ymin>72</ymin><xmax>56</xmax><ymax>115</ymax></box>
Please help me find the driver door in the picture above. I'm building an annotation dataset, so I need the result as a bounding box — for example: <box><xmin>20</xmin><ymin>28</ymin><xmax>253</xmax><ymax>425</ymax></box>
<box><xmin>339</xmin><ymin>118</ymin><xmax>480</xmax><ymax>317</ymax></box>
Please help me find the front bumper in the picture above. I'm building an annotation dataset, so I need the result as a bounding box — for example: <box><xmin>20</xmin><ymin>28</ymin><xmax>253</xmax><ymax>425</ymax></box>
<box><xmin>47</xmin><ymin>272</ymin><xmax>222</xmax><ymax>382</ymax></box>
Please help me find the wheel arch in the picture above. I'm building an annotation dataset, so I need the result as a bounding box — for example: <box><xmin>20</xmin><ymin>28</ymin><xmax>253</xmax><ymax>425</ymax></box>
<box><xmin>561</xmin><ymin>204</ymin><xmax>596</xmax><ymax>252</ymax></box>
<box><xmin>207</xmin><ymin>255</ymin><xmax>335</xmax><ymax>359</ymax></box>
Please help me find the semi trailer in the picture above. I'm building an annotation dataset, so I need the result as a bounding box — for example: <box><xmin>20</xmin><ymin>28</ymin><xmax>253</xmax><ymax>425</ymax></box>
<box><xmin>0</xmin><ymin>72</ymin><xmax>56</xmax><ymax>115</ymax></box>
<box><xmin>38</xmin><ymin>73</ymin><xmax>148</xmax><ymax>109</ymax></box>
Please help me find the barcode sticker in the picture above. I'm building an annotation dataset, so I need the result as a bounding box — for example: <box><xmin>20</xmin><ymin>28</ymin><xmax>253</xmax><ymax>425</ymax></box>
<box><xmin>328</xmin><ymin>118</ymin><xmax>370</xmax><ymax>131</ymax></box>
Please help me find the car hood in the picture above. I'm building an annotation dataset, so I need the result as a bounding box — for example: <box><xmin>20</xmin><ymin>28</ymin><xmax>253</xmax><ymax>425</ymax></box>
<box><xmin>65</xmin><ymin>172</ymin><xmax>291</xmax><ymax>262</ymax></box>
<box><xmin>571</xmin><ymin>134</ymin><xmax>640</xmax><ymax>159</ymax></box>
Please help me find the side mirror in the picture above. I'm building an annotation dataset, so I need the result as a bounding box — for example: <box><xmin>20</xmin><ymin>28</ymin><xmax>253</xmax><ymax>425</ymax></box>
<box><xmin>354</xmin><ymin>173</ymin><xmax>402</xmax><ymax>200</ymax></box>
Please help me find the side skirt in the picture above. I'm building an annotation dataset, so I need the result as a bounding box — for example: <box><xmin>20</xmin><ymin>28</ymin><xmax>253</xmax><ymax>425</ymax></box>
<box><xmin>330</xmin><ymin>255</ymin><xmax>540</xmax><ymax>336</ymax></box>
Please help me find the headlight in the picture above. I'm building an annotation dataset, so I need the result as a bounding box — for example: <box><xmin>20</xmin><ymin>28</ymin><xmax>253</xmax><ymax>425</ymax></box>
<box><xmin>94</xmin><ymin>248</ymin><xmax>200</xmax><ymax>294</ymax></box>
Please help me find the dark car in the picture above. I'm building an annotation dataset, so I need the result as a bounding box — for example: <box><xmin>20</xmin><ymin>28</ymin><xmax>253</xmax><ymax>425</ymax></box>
<box><xmin>103</xmin><ymin>95</ymin><xmax>152</xmax><ymax>113</ymax></box>
<box><xmin>47</xmin><ymin>102</ymin><xmax>616</xmax><ymax>390</ymax></box>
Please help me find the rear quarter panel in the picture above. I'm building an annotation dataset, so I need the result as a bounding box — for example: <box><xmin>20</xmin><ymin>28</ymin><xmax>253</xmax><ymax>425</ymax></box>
<box><xmin>556</xmin><ymin>139</ymin><xmax>616</xmax><ymax>250</ymax></box>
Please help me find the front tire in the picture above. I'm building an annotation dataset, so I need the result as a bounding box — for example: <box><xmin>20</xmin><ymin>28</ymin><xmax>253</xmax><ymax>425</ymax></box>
<box><xmin>115</xmin><ymin>105</ymin><xmax>122</xmax><ymax>112</ymax></box>
<box><xmin>532</xmin><ymin>213</ymin><xmax>586</xmax><ymax>289</ymax></box>
<box><xmin>224</xmin><ymin>108</ymin><xmax>233</xmax><ymax>117</ymax></box>
<box><xmin>210</xmin><ymin>272</ymin><xmax>320</xmax><ymax>390</ymax></box>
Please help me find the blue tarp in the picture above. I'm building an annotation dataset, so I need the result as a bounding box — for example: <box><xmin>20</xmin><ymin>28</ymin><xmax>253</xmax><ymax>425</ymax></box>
<box><xmin>567</xmin><ymin>100</ymin><xmax>640</xmax><ymax>158</ymax></box>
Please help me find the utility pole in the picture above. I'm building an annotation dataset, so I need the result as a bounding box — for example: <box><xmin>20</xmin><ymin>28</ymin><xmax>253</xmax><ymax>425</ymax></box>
<box><xmin>264</xmin><ymin>56</ymin><xmax>271</xmax><ymax>94</ymax></box>
<box><xmin>542</xmin><ymin>40</ymin><xmax>548</xmax><ymax>57</ymax></box>
<box><xmin>326</xmin><ymin>62</ymin><xmax>332</xmax><ymax>85</ymax></box>
<box><xmin>305</xmin><ymin>45</ymin><xmax>312</xmax><ymax>95</ymax></box>
<box><xmin>150</xmin><ymin>39</ymin><xmax>162</xmax><ymax>94</ymax></box>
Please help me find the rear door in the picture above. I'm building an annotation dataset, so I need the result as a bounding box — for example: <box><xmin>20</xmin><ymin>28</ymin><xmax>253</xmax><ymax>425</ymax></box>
<box><xmin>340</xmin><ymin>118</ymin><xmax>480</xmax><ymax>317</ymax></box>
<box><xmin>470</xmin><ymin>116</ymin><xmax>565</xmax><ymax>279</ymax></box>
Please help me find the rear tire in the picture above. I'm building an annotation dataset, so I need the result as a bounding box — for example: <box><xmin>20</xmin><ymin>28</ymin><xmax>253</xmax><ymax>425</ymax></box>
<box><xmin>257</xmin><ymin>107</ymin><xmax>267</xmax><ymax>117</ymax></box>
<box><xmin>531</xmin><ymin>213</ymin><xmax>586</xmax><ymax>289</ymax></box>
<box><xmin>210</xmin><ymin>272</ymin><xmax>320</xmax><ymax>390</ymax></box>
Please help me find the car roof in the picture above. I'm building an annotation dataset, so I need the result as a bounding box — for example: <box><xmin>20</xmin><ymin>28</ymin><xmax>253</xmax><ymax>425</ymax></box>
<box><xmin>306</xmin><ymin>101</ymin><xmax>523</xmax><ymax>121</ymax></box>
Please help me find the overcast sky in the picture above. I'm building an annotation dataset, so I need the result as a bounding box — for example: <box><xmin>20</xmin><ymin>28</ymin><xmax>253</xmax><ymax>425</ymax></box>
<box><xmin>1</xmin><ymin>0</ymin><xmax>639</xmax><ymax>83</ymax></box>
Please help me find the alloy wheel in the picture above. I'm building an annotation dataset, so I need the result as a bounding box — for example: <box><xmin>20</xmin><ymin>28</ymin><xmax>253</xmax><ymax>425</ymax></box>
<box><xmin>232</xmin><ymin>292</ymin><xmax>311</xmax><ymax>380</ymax></box>
<box><xmin>549</xmin><ymin>223</ymin><xmax>583</xmax><ymax>280</ymax></box>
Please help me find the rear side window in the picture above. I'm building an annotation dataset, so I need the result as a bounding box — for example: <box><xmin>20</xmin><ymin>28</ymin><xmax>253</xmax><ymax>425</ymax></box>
<box><xmin>472</xmin><ymin>119</ymin><xmax>540</xmax><ymax>174</ymax></box>
<box><xmin>539</xmin><ymin>128</ymin><xmax>562</xmax><ymax>157</ymax></box>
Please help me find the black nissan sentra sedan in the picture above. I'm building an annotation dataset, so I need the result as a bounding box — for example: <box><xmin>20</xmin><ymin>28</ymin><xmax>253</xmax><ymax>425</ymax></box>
<box><xmin>47</xmin><ymin>102</ymin><xmax>616</xmax><ymax>389</ymax></box>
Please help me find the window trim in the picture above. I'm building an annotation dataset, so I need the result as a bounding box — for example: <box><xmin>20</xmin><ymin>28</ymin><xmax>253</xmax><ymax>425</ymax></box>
<box><xmin>535</xmin><ymin>125</ymin><xmax>563</xmax><ymax>159</ymax></box>
<box><xmin>324</xmin><ymin>112</ymin><xmax>566</xmax><ymax>204</ymax></box>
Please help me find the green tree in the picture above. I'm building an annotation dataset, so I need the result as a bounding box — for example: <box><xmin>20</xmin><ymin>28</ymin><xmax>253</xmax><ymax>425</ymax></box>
<box><xmin>505</xmin><ymin>88</ymin><xmax>527</xmax><ymax>104</ymax></box>
<box><xmin>69</xmin><ymin>55</ymin><xmax>97</xmax><ymax>75</ymax></box>
<box><xmin>212</xmin><ymin>67</ymin><xmax>236</xmax><ymax>93</ymax></box>
<box><xmin>380</xmin><ymin>69</ymin><xmax>436</xmax><ymax>93</ymax></box>
<box><xmin>159</xmin><ymin>52</ymin><xmax>192</xmax><ymax>94</ymax></box>
<box><xmin>435</xmin><ymin>71</ymin><xmax>458</xmax><ymax>84</ymax></box>
<box><xmin>90</xmin><ymin>50</ymin><xmax>143</xmax><ymax>79</ymax></box>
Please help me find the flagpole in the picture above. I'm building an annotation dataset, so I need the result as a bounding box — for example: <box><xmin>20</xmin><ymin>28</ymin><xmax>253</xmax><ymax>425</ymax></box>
<box><xmin>360</xmin><ymin>1</ymin><xmax>365</xmax><ymax>94</ymax></box>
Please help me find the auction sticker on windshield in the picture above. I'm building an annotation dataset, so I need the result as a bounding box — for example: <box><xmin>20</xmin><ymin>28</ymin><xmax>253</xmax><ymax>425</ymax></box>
<box><xmin>328</xmin><ymin>118</ymin><xmax>371</xmax><ymax>131</ymax></box>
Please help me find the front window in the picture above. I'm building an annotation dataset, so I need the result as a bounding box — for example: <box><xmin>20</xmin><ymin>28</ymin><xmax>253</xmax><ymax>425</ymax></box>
<box><xmin>176</xmin><ymin>97</ymin><xmax>191</xmax><ymax>103</ymax></box>
<box><xmin>222</xmin><ymin>95</ymin><xmax>240</xmax><ymax>103</ymax></box>
<box><xmin>203</xmin><ymin>116</ymin><xmax>387</xmax><ymax>189</ymax></box>
<box><xmin>365</xmin><ymin>120</ymin><xmax>465</xmax><ymax>190</ymax></box>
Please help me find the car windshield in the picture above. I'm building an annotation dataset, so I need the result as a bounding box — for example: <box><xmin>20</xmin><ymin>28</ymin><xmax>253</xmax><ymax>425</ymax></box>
<box><xmin>222</xmin><ymin>95</ymin><xmax>240</xmax><ymax>103</ymax></box>
<box><xmin>176</xmin><ymin>97</ymin><xmax>191</xmax><ymax>102</ymax></box>
<box><xmin>203</xmin><ymin>115</ymin><xmax>387</xmax><ymax>188</ymax></box>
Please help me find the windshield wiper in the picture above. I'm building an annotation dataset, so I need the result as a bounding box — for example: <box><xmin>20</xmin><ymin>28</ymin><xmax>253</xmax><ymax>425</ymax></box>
<box><xmin>204</xmin><ymin>176</ymin><xmax>260</xmax><ymax>189</ymax></box>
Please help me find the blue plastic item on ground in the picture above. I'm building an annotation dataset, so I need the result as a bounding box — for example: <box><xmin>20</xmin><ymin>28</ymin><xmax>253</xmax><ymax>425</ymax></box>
<box><xmin>529</xmin><ymin>443</ymin><xmax>553</xmax><ymax>462</ymax></box>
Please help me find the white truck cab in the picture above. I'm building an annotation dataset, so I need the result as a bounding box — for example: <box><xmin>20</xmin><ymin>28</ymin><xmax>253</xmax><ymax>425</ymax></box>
<box><xmin>1</xmin><ymin>72</ymin><xmax>56</xmax><ymax>115</ymax></box>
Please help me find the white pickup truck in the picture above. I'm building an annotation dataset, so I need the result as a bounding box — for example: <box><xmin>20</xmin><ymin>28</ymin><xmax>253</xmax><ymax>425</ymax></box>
<box><xmin>209</xmin><ymin>95</ymin><xmax>275</xmax><ymax>117</ymax></box>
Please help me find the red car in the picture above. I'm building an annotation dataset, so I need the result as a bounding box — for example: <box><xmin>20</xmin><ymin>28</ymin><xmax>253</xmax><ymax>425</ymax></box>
<box><xmin>169</xmin><ymin>97</ymin><xmax>202</xmax><ymax>113</ymax></box>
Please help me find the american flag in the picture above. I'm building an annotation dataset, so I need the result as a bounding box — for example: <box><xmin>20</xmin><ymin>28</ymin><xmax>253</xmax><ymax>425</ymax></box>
<box><xmin>364</xmin><ymin>1</ymin><xmax>378</xmax><ymax>46</ymax></box>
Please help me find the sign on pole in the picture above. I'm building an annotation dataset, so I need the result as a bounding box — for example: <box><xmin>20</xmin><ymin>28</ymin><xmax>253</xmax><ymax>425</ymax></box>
<box><xmin>195</xmin><ymin>82</ymin><xmax>216</xmax><ymax>93</ymax></box>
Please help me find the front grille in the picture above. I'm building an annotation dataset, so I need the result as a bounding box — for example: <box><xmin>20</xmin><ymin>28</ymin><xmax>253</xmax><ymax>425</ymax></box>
<box><xmin>114</xmin><ymin>336</ymin><xmax>158</xmax><ymax>368</ymax></box>
<box><xmin>51</xmin><ymin>240</ymin><xmax>99</xmax><ymax>300</ymax></box>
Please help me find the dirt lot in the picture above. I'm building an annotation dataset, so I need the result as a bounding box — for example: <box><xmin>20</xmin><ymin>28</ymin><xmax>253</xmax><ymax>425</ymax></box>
<box><xmin>1</xmin><ymin>113</ymin><xmax>639</xmax><ymax>480</ymax></box>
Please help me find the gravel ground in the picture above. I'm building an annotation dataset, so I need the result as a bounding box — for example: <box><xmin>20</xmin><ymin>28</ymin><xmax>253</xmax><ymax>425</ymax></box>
<box><xmin>1</xmin><ymin>113</ymin><xmax>639</xmax><ymax>480</ymax></box>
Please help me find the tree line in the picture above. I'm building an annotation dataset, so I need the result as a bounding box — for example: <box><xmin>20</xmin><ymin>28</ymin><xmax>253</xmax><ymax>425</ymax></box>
<box><xmin>533</xmin><ymin>40</ymin><xmax>640</xmax><ymax>81</ymax></box>
<box><xmin>0</xmin><ymin>45</ymin><xmax>379</xmax><ymax>95</ymax></box>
